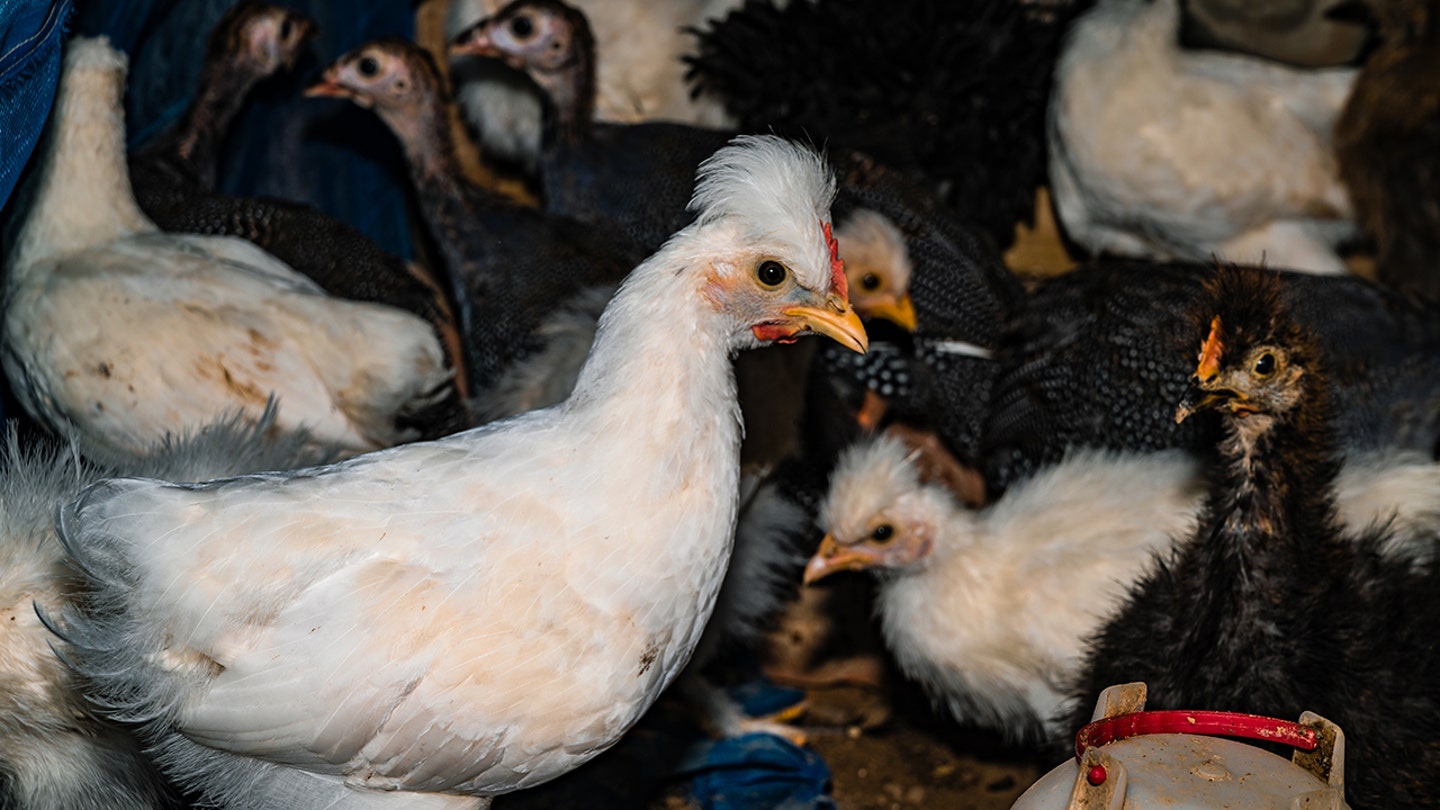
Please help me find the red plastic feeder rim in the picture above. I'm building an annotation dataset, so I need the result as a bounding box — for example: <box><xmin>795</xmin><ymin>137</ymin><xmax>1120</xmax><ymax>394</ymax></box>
<box><xmin>1075</xmin><ymin>710</ymin><xmax>1320</xmax><ymax>761</ymax></box>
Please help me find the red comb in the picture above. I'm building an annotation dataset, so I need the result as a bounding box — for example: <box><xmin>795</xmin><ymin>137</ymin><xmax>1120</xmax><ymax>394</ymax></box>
<box><xmin>823</xmin><ymin>221</ymin><xmax>847</xmax><ymax>299</ymax></box>
<box><xmin>1197</xmin><ymin>316</ymin><xmax>1224</xmax><ymax>380</ymax></box>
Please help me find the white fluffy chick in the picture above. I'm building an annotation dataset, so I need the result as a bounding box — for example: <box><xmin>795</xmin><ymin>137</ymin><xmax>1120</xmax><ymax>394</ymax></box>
<box><xmin>53</xmin><ymin>133</ymin><xmax>867</xmax><ymax>810</ymax></box>
<box><xmin>3</xmin><ymin>38</ymin><xmax>453</xmax><ymax>460</ymax></box>
<box><xmin>809</xmin><ymin>435</ymin><xmax>1440</xmax><ymax>743</ymax></box>
<box><xmin>1</xmin><ymin>406</ymin><xmax>327</xmax><ymax>810</ymax></box>
<box><xmin>1049</xmin><ymin>0</ymin><xmax>1358</xmax><ymax>274</ymax></box>
<box><xmin>444</xmin><ymin>0</ymin><xmax>740</xmax><ymax>170</ymax></box>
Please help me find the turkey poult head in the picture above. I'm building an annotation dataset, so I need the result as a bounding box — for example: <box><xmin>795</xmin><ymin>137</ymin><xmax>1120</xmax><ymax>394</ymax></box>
<box><xmin>304</xmin><ymin>38</ymin><xmax>439</xmax><ymax>119</ymax></box>
<box><xmin>211</xmin><ymin>0</ymin><xmax>316</xmax><ymax>78</ymax></box>
<box><xmin>805</xmin><ymin>435</ymin><xmax>940</xmax><ymax>583</ymax></box>
<box><xmin>1174</xmin><ymin>268</ymin><xmax>1319</xmax><ymax>435</ymax></box>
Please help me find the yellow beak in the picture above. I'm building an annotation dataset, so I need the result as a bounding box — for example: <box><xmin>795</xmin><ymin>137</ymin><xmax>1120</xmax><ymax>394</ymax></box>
<box><xmin>803</xmin><ymin>534</ymin><xmax>879</xmax><ymax>585</ymax></box>
<box><xmin>860</xmin><ymin>293</ymin><xmax>918</xmax><ymax>332</ymax></box>
<box><xmin>781</xmin><ymin>296</ymin><xmax>869</xmax><ymax>354</ymax></box>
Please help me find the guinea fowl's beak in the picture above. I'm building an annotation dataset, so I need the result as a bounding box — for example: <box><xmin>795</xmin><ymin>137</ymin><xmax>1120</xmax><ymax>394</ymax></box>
<box><xmin>861</xmin><ymin>293</ymin><xmax>918</xmax><ymax>332</ymax></box>
<box><xmin>778</xmin><ymin>295</ymin><xmax>869</xmax><ymax>354</ymax></box>
<box><xmin>803</xmin><ymin>535</ymin><xmax>878</xmax><ymax>585</ymax></box>
<box><xmin>303</xmin><ymin>69</ymin><xmax>355</xmax><ymax>103</ymax></box>
<box><xmin>450</xmin><ymin>21</ymin><xmax>500</xmax><ymax>59</ymax></box>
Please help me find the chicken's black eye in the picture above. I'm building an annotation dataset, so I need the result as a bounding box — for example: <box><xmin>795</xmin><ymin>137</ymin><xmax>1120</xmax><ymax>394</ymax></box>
<box><xmin>510</xmin><ymin>14</ymin><xmax>535</xmax><ymax>38</ymax></box>
<box><xmin>1253</xmin><ymin>352</ymin><xmax>1276</xmax><ymax>377</ymax></box>
<box><xmin>870</xmin><ymin>524</ymin><xmax>894</xmax><ymax>543</ymax></box>
<box><xmin>280</xmin><ymin>18</ymin><xmax>293</xmax><ymax>40</ymax></box>
<box><xmin>358</xmin><ymin>56</ymin><xmax>380</xmax><ymax>77</ymax></box>
<box><xmin>860</xmin><ymin>272</ymin><xmax>880</xmax><ymax>291</ymax></box>
<box><xmin>757</xmin><ymin>261</ymin><xmax>788</xmax><ymax>287</ymax></box>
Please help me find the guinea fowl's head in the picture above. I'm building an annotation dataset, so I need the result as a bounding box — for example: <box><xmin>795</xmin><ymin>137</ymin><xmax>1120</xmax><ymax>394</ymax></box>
<box><xmin>449</xmin><ymin>0</ymin><xmax>587</xmax><ymax>79</ymax></box>
<box><xmin>304</xmin><ymin>39</ymin><xmax>443</xmax><ymax>124</ymax></box>
<box><xmin>805</xmin><ymin>434</ymin><xmax>944</xmax><ymax>584</ymax></box>
<box><xmin>1175</xmin><ymin>266</ymin><xmax>1317</xmax><ymax>435</ymax></box>
<box><xmin>674</xmin><ymin>135</ymin><xmax>869</xmax><ymax>355</ymax></box>
<box><xmin>836</xmin><ymin>209</ymin><xmax>918</xmax><ymax>331</ymax></box>
<box><xmin>210</xmin><ymin>1</ymin><xmax>316</xmax><ymax>78</ymax></box>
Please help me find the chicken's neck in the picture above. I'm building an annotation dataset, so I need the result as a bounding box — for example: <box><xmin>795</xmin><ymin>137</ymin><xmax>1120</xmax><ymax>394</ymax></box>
<box><xmin>10</xmin><ymin>54</ymin><xmax>154</xmax><ymax>277</ymax></box>
<box><xmin>1186</xmin><ymin>377</ymin><xmax>1340</xmax><ymax>659</ymax></box>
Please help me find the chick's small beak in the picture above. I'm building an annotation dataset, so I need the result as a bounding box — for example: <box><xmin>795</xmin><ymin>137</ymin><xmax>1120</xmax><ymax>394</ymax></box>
<box><xmin>303</xmin><ymin>68</ymin><xmax>349</xmax><ymax>99</ymax></box>
<box><xmin>780</xmin><ymin>295</ymin><xmax>869</xmax><ymax>354</ymax></box>
<box><xmin>1175</xmin><ymin>377</ymin><xmax>1236</xmax><ymax>424</ymax></box>
<box><xmin>803</xmin><ymin>535</ymin><xmax>878</xmax><ymax>585</ymax></box>
<box><xmin>450</xmin><ymin>22</ymin><xmax>497</xmax><ymax>57</ymax></box>
<box><xmin>863</xmin><ymin>293</ymin><xmax>918</xmax><ymax>332</ymax></box>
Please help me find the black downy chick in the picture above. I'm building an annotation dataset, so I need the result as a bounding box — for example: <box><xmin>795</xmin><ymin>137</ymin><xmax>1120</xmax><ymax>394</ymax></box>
<box><xmin>1067</xmin><ymin>265</ymin><xmax>1440</xmax><ymax>809</ymax></box>
<box><xmin>306</xmin><ymin>38</ymin><xmax>643</xmax><ymax>403</ymax></box>
<box><xmin>684</xmin><ymin>0</ymin><xmax>1075</xmax><ymax>250</ymax></box>
<box><xmin>128</xmin><ymin>2</ymin><xmax>469</xmax><ymax>422</ymax></box>
<box><xmin>983</xmin><ymin>261</ymin><xmax>1440</xmax><ymax>495</ymax></box>
<box><xmin>1335</xmin><ymin>0</ymin><xmax>1440</xmax><ymax>301</ymax></box>
<box><xmin>450</xmin><ymin>0</ymin><xmax>737</xmax><ymax>253</ymax></box>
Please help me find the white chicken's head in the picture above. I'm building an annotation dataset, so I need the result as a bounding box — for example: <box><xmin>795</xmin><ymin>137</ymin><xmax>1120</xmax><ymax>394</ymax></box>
<box><xmin>672</xmin><ymin>135</ymin><xmax>868</xmax><ymax>355</ymax></box>
<box><xmin>807</xmin><ymin>434</ymin><xmax>943</xmax><ymax>584</ymax></box>
<box><xmin>304</xmin><ymin>38</ymin><xmax>442</xmax><ymax>119</ymax></box>
<box><xmin>213</xmin><ymin>1</ymin><xmax>316</xmax><ymax>78</ymax></box>
<box><xmin>836</xmin><ymin>208</ymin><xmax>918</xmax><ymax>332</ymax></box>
<box><xmin>449</xmin><ymin>0</ymin><xmax>586</xmax><ymax>78</ymax></box>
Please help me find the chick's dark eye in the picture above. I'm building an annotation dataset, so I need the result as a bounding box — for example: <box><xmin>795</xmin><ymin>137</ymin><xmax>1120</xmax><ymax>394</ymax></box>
<box><xmin>870</xmin><ymin>524</ymin><xmax>894</xmax><ymax>543</ymax></box>
<box><xmin>757</xmin><ymin>261</ymin><xmax>788</xmax><ymax>287</ymax></box>
<box><xmin>280</xmin><ymin>19</ymin><xmax>292</xmax><ymax>39</ymax></box>
<box><xmin>510</xmin><ymin>14</ymin><xmax>535</xmax><ymax>38</ymax></box>
<box><xmin>861</xmin><ymin>273</ymin><xmax>880</xmax><ymax>291</ymax></box>
<box><xmin>357</xmin><ymin>56</ymin><xmax>379</xmax><ymax>77</ymax></box>
<box><xmin>1253</xmin><ymin>352</ymin><xmax>1276</xmax><ymax>377</ymax></box>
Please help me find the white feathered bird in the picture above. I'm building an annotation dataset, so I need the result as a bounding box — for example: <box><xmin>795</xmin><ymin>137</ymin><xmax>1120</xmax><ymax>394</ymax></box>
<box><xmin>0</xmin><ymin>407</ymin><xmax>326</xmax><ymax>810</ymax></box>
<box><xmin>1048</xmin><ymin>0</ymin><xmax>1359</xmax><ymax>274</ymax></box>
<box><xmin>809</xmin><ymin>435</ymin><xmax>1440</xmax><ymax>743</ymax></box>
<box><xmin>444</xmin><ymin>0</ymin><xmax>740</xmax><ymax>170</ymax></box>
<box><xmin>53</xmin><ymin>133</ymin><xmax>867</xmax><ymax>810</ymax></box>
<box><xmin>3</xmin><ymin>37</ymin><xmax>453</xmax><ymax>460</ymax></box>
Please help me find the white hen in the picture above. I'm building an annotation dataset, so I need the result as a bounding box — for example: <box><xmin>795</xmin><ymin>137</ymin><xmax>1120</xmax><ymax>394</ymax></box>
<box><xmin>1</xmin><ymin>406</ymin><xmax>326</xmax><ymax>810</ymax></box>
<box><xmin>810</xmin><ymin>435</ymin><xmax>1440</xmax><ymax>743</ymax></box>
<box><xmin>445</xmin><ymin>0</ymin><xmax>740</xmax><ymax>169</ymax></box>
<box><xmin>1048</xmin><ymin>0</ymin><xmax>1358</xmax><ymax>274</ymax></box>
<box><xmin>3</xmin><ymin>38</ymin><xmax>453</xmax><ymax>460</ymax></box>
<box><xmin>54</xmin><ymin>133</ymin><xmax>867</xmax><ymax>810</ymax></box>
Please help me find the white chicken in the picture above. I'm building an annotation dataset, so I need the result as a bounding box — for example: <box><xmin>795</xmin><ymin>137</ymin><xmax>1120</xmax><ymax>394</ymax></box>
<box><xmin>53</xmin><ymin>133</ymin><xmax>867</xmax><ymax>809</ymax></box>
<box><xmin>3</xmin><ymin>37</ymin><xmax>453</xmax><ymax>460</ymax></box>
<box><xmin>444</xmin><ymin>0</ymin><xmax>741</xmax><ymax>170</ymax></box>
<box><xmin>810</xmin><ymin>435</ymin><xmax>1440</xmax><ymax>742</ymax></box>
<box><xmin>1</xmin><ymin>406</ymin><xmax>325</xmax><ymax>810</ymax></box>
<box><xmin>1048</xmin><ymin>0</ymin><xmax>1359</xmax><ymax>274</ymax></box>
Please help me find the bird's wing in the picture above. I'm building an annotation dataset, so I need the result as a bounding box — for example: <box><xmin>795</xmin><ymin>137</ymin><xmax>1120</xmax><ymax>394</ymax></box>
<box><xmin>64</xmin><ymin>423</ymin><xmax>627</xmax><ymax>790</ymax></box>
<box><xmin>12</xmin><ymin>237</ymin><xmax>446</xmax><ymax>452</ymax></box>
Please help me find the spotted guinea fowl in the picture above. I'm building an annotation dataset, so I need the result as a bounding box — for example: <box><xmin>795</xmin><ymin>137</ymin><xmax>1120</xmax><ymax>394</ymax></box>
<box><xmin>1068</xmin><ymin>265</ymin><xmax>1440</xmax><ymax>808</ymax></box>
<box><xmin>127</xmin><ymin>3</ymin><xmax>467</xmax><ymax>407</ymax></box>
<box><xmin>444</xmin><ymin>0</ymin><xmax>737</xmax><ymax>173</ymax></box>
<box><xmin>451</xmin><ymin>0</ymin><xmax>738</xmax><ymax>253</ymax></box>
<box><xmin>1049</xmin><ymin>0</ymin><xmax>1359</xmax><ymax>273</ymax></box>
<box><xmin>684</xmin><ymin>0</ymin><xmax>1073</xmax><ymax>250</ymax></box>
<box><xmin>982</xmin><ymin>260</ymin><xmax>1440</xmax><ymax>495</ymax></box>
<box><xmin>1</xmin><ymin>406</ymin><xmax>327</xmax><ymax>810</ymax></box>
<box><xmin>306</xmin><ymin>38</ymin><xmax>645</xmax><ymax>406</ymax></box>
<box><xmin>1335</xmin><ymin>0</ymin><xmax>1440</xmax><ymax>300</ymax></box>
<box><xmin>51</xmin><ymin>134</ymin><xmax>867</xmax><ymax>810</ymax></box>
<box><xmin>3</xmin><ymin>37</ymin><xmax>453</xmax><ymax>460</ymax></box>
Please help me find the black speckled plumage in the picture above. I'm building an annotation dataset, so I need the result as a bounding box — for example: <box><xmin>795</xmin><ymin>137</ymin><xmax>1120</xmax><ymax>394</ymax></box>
<box><xmin>685</xmin><ymin>0</ymin><xmax>1074</xmax><ymax>248</ymax></box>
<box><xmin>126</xmin><ymin>4</ymin><xmax>468</xmax><ymax>434</ymax></box>
<box><xmin>1068</xmin><ymin>265</ymin><xmax>1440</xmax><ymax>810</ymax></box>
<box><xmin>312</xmin><ymin>38</ymin><xmax>642</xmax><ymax>402</ymax></box>
<box><xmin>983</xmin><ymin>262</ymin><xmax>1440</xmax><ymax>494</ymax></box>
